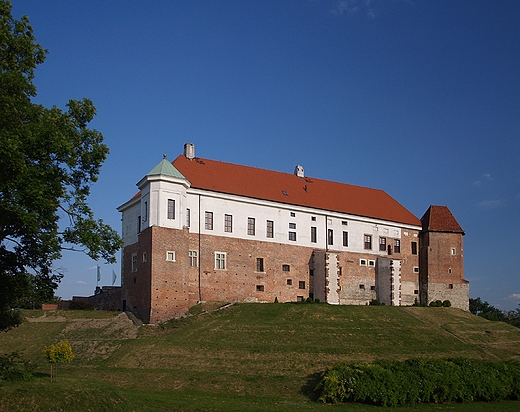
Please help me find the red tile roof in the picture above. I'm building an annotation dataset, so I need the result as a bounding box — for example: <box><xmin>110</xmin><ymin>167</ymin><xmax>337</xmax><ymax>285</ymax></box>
<box><xmin>421</xmin><ymin>205</ymin><xmax>464</xmax><ymax>234</ymax></box>
<box><xmin>172</xmin><ymin>155</ymin><xmax>421</xmax><ymax>227</ymax></box>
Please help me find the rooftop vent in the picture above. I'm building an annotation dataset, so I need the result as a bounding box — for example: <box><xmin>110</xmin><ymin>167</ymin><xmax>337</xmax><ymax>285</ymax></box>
<box><xmin>184</xmin><ymin>142</ymin><xmax>195</xmax><ymax>160</ymax></box>
<box><xmin>294</xmin><ymin>165</ymin><xmax>304</xmax><ymax>178</ymax></box>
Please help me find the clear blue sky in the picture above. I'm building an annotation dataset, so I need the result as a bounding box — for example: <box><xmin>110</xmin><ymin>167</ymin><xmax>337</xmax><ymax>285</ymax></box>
<box><xmin>11</xmin><ymin>1</ymin><xmax>520</xmax><ymax>310</ymax></box>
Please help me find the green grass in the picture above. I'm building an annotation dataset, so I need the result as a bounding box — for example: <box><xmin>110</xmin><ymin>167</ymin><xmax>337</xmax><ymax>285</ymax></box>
<box><xmin>1</xmin><ymin>303</ymin><xmax>520</xmax><ymax>411</ymax></box>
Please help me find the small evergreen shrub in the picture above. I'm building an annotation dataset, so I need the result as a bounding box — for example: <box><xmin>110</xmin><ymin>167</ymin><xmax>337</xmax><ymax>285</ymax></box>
<box><xmin>0</xmin><ymin>352</ymin><xmax>34</xmax><ymax>382</ymax></box>
<box><xmin>316</xmin><ymin>358</ymin><xmax>520</xmax><ymax>406</ymax></box>
<box><xmin>442</xmin><ymin>300</ymin><xmax>452</xmax><ymax>307</ymax></box>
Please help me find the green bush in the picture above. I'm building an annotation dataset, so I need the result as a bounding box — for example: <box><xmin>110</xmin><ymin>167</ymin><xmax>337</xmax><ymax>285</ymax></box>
<box><xmin>68</xmin><ymin>300</ymin><xmax>95</xmax><ymax>310</ymax></box>
<box><xmin>0</xmin><ymin>352</ymin><xmax>34</xmax><ymax>382</ymax></box>
<box><xmin>443</xmin><ymin>300</ymin><xmax>452</xmax><ymax>307</ymax></box>
<box><xmin>316</xmin><ymin>358</ymin><xmax>520</xmax><ymax>406</ymax></box>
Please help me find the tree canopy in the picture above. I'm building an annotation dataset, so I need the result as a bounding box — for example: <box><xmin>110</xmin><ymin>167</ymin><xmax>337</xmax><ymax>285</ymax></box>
<box><xmin>0</xmin><ymin>0</ymin><xmax>122</xmax><ymax>330</ymax></box>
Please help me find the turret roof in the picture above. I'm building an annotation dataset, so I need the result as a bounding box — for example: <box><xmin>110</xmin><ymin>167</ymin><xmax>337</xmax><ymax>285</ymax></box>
<box><xmin>147</xmin><ymin>155</ymin><xmax>186</xmax><ymax>179</ymax></box>
<box><xmin>421</xmin><ymin>205</ymin><xmax>464</xmax><ymax>234</ymax></box>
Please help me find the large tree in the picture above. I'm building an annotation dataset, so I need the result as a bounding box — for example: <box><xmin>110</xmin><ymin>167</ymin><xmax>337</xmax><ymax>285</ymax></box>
<box><xmin>0</xmin><ymin>0</ymin><xmax>122</xmax><ymax>330</ymax></box>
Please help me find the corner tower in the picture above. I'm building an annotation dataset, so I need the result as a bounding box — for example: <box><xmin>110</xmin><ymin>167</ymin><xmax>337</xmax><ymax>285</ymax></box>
<box><xmin>419</xmin><ymin>205</ymin><xmax>469</xmax><ymax>310</ymax></box>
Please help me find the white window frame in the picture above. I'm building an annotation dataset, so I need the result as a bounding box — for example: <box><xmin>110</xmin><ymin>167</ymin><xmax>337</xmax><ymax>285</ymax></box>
<box><xmin>215</xmin><ymin>252</ymin><xmax>226</xmax><ymax>270</ymax></box>
<box><xmin>166</xmin><ymin>251</ymin><xmax>176</xmax><ymax>262</ymax></box>
<box><xmin>189</xmin><ymin>250</ymin><xmax>198</xmax><ymax>267</ymax></box>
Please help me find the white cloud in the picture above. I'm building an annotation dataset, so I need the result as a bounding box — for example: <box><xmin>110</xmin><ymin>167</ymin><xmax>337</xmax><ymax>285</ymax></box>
<box><xmin>483</xmin><ymin>173</ymin><xmax>492</xmax><ymax>181</ymax></box>
<box><xmin>330</xmin><ymin>0</ymin><xmax>375</xmax><ymax>17</ymax></box>
<box><xmin>87</xmin><ymin>265</ymin><xmax>98</xmax><ymax>270</ymax></box>
<box><xmin>76</xmin><ymin>281</ymin><xmax>87</xmax><ymax>285</ymax></box>
<box><xmin>477</xmin><ymin>199</ymin><xmax>506</xmax><ymax>210</ymax></box>
<box><xmin>472</xmin><ymin>180</ymin><xmax>481</xmax><ymax>187</ymax></box>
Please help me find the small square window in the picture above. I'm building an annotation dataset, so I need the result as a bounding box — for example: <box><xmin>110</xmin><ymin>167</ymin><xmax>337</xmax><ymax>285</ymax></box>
<box><xmin>166</xmin><ymin>251</ymin><xmax>176</xmax><ymax>262</ymax></box>
<box><xmin>297</xmin><ymin>296</ymin><xmax>304</xmax><ymax>302</ymax></box>
<box><xmin>448</xmin><ymin>284</ymin><xmax>453</xmax><ymax>289</ymax></box>
<box><xmin>311</xmin><ymin>216</ymin><xmax>316</xmax><ymax>221</ymax></box>
<box><xmin>290</xmin><ymin>212</ymin><xmax>296</xmax><ymax>217</ymax></box>
<box><xmin>414</xmin><ymin>289</ymin><xmax>419</xmax><ymax>294</ymax></box>
<box><xmin>359</xmin><ymin>284</ymin><xmax>365</xmax><ymax>290</ymax></box>
<box><xmin>256</xmin><ymin>285</ymin><xmax>264</xmax><ymax>292</ymax></box>
<box><xmin>368</xmin><ymin>260</ymin><xmax>375</xmax><ymax>267</ymax></box>
<box><xmin>360</xmin><ymin>259</ymin><xmax>367</xmax><ymax>266</ymax></box>
<box><xmin>287</xmin><ymin>279</ymin><xmax>292</xmax><ymax>285</ymax></box>
<box><xmin>342</xmin><ymin>220</ymin><xmax>348</xmax><ymax>225</ymax></box>
<box><xmin>413</xmin><ymin>266</ymin><xmax>419</xmax><ymax>273</ymax></box>
<box><xmin>282</xmin><ymin>264</ymin><xmax>290</xmax><ymax>272</ymax></box>
<box><xmin>370</xmin><ymin>285</ymin><xmax>376</xmax><ymax>291</ymax></box>
<box><xmin>289</xmin><ymin>222</ymin><xmax>296</xmax><ymax>229</ymax></box>
<box><xmin>298</xmin><ymin>281</ymin><xmax>306</xmax><ymax>289</ymax></box>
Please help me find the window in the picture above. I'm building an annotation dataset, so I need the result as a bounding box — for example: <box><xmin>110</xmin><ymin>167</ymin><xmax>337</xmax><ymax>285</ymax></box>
<box><xmin>411</xmin><ymin>241</ymin><xmax>418</xmax><ymax>255</ymax></box>
<box><xmin>186</xmin><ymin>208</ymin><xmax>191</xmax><ymax>227</ymax></box>
<box><xmin>364</xmin><ymin>235</ymin><xmax>372</xmax><ymax>250</ymax></box>
<box><xmin>449</xmin><ymin>284</ymin><xmax>453</xmax><ymax>289</ymax></box>
<box><xmin>189</xmin><ymin>250</ymin><xmax>198</xmax><ymax>267</ymax></box>
<box><xmin>311</xmin><ymin>216</ymin><xmax>316</xmax><ymax>221</ymax></box>
<box><xmin>215</xmin><ymin>252</ymin><xmax>226</xmax><ymax>270</ymax></box>
<box><xmin>247</xmin><ymin>217</ymin><xmax>255</xmax><ymax>235</ymax></box>
<box><xmin>343</xmin><ymin>231</ymin><xmax>348</xmax><ymax>247</ymax></box>
<box><xmin>297</xmin><ymin>296</ymin><xmax>304</xmax><ymax>302</ymax></box>
<box><xmin>298</xmin><ymin>281</ymin><xmax>306</xmax><ymax>289</ymax></box>
<box><xmin>287</xmin><ymin>279</ymin><xmax>293</xmax><ymax>285</ymax></box>
<box><xmin>370</xmin><ymin>285</ymin><xmax>376</xmax><ymax>291</ymax></box>
<box><xmin>413</xmin><ymin>266</ymin><xmax>419</xmax><ymax>273</ymax></box>
<box><xmin>137</xmin><ymin>216</ymin><xmax>141</xmax><ymax>233</ymax></box>
<box><xmin>142</xmin><ymin>252</ymin><xmax>147</xmax><ymax>263</ymax></box>
<box><xmin>328</xmin><ymin>229</ymin><xmax>334</xmax><ymax>245</ymax></box>
<box><xmin>224</xmin><ymin>214</ymin><xmax>233</xmax><ymax>232</ymax></box>
<box><xmin>311</xmin><ymin>226</ymin><xmax>317</xmax><ymax>243</ymax></box>
<box><xmin>360</xmin><ymin>259</ymin><xmax>367</xmax><ymax>266</ymax></box>
<box><xmin>256</xmin><ymin>285</ymin><xmax>264</xmax><ymax>292</ymax></box>
<box><xmin>359</xmin><ymin>284</ymin><xmax>365</xmax><ymax>290</ymax></box>
<box><xmin>131</xmin><ymin>253</ymin><xmax>137</xmax><ymax>272</ymax></box>
<box><xmin>379</xmin><ymin>237</ymin><xmax>386</xmax><ymax>251</ymax></box>
<box><xmin>289</xmin><ymin>231</ymin><xmax>296</xmax><ymax>241</ymax></box>
<box><xmin>266</xmin><ymin>220</ymin><xmax>274</xmax><ymax>238</ymax></box>
<box><xmin>342</xmin><ymin>220</ymin><xmax>348</xmax><ymax>226</ymax></box>
<box><xmin>290</xmin><ymin>212</ymin><xmax>295</xmax><ymax>217</ymax></box>
<box><xmin>414</xmin><ymin>289</ymin><xmax>419</xmax><ymax>295</ymax></box>
<box><xmin>166</xmin><ymin>251</ymin><xmax>176</xmax><ymax>262</ymax></box>
<box><xmin>448</xmin><ymin>268</ymin><xmax>452</xmax><ymax>274</ymax></box>
<box><xmin>167</xmin><ymin>199</ymin><xmax>175</xmax><ymax>220</ymax></box>
<box><xmin>394</xmin><ymin>239</ymin><xmax>401</xmax><ymax>253</ymax></box>
<box><xmin>368</xmin><ymin>260</ymin><xmax>375</xmax><ymax>267</ymax></box>
<box><xmin>289</xmin><ymin>222</ymin><xmax>296</xmax><ymax>229</ymax></box>
<box><xmin>282</xmin><ymin>264</ymin><xmax>290</xmax><ymax>272</ymax></box>
<box><xmin>256</xmin><ymin>258</ymin><xmax>264</xmax><ymax>272</ymax></box>
<box><xmin>205</xmin><ymin>211</ymin><xmax>213</xmax><ymax>230</ymax></box>
<box><xmin>143</xmin><ymin>201</ymin><xmax>148</xmax><ymax>222</ymax></box>
<box><xmin>451</xmin><ymin>248</ymin><xmax>456</xmax><ymax>255</ymax></box>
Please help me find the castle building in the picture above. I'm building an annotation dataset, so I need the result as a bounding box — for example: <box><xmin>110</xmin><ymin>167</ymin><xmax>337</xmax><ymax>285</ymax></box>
<box><xmin>117</xmin><ymin>143</ymin><xmax>469</xmax><ymax>323</ymax></box>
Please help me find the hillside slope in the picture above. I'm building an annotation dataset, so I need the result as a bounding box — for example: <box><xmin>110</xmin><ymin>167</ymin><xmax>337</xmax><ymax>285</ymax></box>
<box><xmin>1</xmin><ymin>304</ymin><xmax>519</xmax><ymax>412</ymax></box>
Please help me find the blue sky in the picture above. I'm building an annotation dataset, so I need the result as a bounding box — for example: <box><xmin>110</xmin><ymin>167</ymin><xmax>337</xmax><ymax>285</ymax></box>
<box><xmin>11</xmin><ymin>0</ymin><xmax>520</xmax><ymax>310</ymax></box>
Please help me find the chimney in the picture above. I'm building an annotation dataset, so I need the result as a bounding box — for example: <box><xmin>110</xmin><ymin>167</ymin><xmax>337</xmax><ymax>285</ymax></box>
<box><xmin>294</xmin><ymin>165</ymin><xmax>304</xmax><ymax>178</ymax></box>
<box><xmin>184</xmin><ymin>142</ymin><xmax>195</xmax><ymax>160</ymax></box>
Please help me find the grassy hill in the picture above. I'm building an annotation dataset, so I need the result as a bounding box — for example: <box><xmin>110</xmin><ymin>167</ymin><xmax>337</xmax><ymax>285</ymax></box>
<box><xmin>1</xmin><ymin>303</ymin><xmax>520</xmax><ymax>411</ymax></box>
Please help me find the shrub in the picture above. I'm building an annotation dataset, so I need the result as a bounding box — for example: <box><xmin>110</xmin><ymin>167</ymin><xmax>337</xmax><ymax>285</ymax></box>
<box><xmin>316</xmin><ymin>358</ymin><xmax>520</xmax><ymax>406</ymax></box>
<box><xmin>442</xmin><ymin>300</ymin><xmax>452</xmax><ymax>307</ymax></box>
<box><xmin>0</xmin><ymin>352</ymin><xmax>34</xmax><ymax>382</ymax></box>
<box><xmin>68</xmin><ymin>300</ymin><xmax>95</xmax><ymax>310</ymax></box>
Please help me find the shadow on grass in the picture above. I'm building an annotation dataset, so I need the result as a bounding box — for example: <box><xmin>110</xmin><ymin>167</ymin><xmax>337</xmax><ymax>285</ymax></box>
<box><xmin>300</xmin><ymin>371</ymin><xmax>323</xmax><ymax>402</ymax></box>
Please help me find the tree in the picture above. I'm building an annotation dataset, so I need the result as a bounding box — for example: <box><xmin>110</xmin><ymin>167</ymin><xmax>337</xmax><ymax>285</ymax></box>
<box><xmin>42</xmin><ymin>339</ymin><xmax>74</xmax><ymax>382</ymax></box>
<box><xmin>469</xmin><ymin>297</ymin><xmax>506</xmax><ymax>322</ymax></box>
<box><xmin>0</xmin><ymin>0</ymin><xmax>122</xmax><ymax>331</ymax></box>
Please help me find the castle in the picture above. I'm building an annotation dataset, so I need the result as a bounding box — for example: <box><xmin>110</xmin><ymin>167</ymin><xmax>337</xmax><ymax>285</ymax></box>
<box><xmin>117</xmin><ymin>143</ymin><xmax>469</xmax><ymax>323</ymax></box>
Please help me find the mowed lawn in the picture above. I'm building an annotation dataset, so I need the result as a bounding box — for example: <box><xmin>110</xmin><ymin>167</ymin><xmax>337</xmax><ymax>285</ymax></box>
<box><xmin>1</xmin><ymin>303</ymin><xmax>520</xmax><ymax>411</ymax></box>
